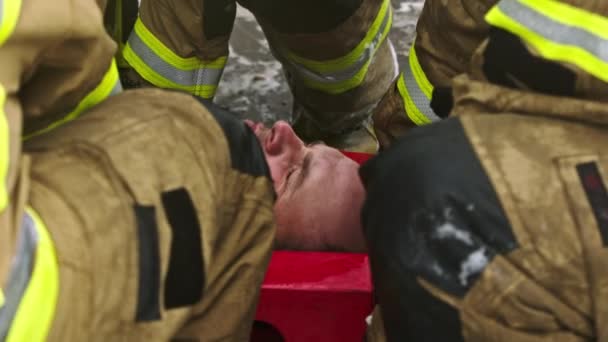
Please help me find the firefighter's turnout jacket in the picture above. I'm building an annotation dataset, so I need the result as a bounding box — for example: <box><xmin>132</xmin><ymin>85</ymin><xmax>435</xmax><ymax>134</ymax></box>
<box><xmin>0</xmin><ymin>1</ymin><xmax>275</xmax><ymax>340</ymax></box>
<box><xmin>364</xmin><ymin>0</ymin><xmax>608</xmax><ymax>341</ymax></box>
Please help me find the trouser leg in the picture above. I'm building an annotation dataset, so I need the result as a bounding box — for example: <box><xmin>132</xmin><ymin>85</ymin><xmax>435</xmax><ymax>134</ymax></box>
<box><xmin>242</xmin><ymin>0</ymin><xmax>398</xmax><ymax>152</ymax></box>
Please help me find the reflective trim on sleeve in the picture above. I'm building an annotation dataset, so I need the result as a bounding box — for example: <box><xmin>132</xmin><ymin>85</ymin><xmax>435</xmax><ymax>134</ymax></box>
<box><xmin>276</xmin><ymin>0</ymin><xmax>393</xmax><ymax>94</ymax></box>
<box><xmin>397</xmin><ymin>43</ymin><xmax>440</xmax><ymax>126</ymax></box>
<box><xmin>486</xmin><ymin>0</ymin><xmax>608</xmax><ymax>83</ymax></box>
<box><xmin>24</xmin><ymin>58</ymin><xmax>123</xmax><ymax>140</ymax></box>
<box><xmin>0</xmin><ymin>0</ymin><xmax>21</xmax><ymax>45</ymax></box>
<box><xmin>123</xmin><ymin>17</ymin><xmax>227</xmax><ymax>98</ymax></box>
<box><xmin>0</xmin><ymin>208</ymin><xmax>59</xmax><ymax>342</ymax></box>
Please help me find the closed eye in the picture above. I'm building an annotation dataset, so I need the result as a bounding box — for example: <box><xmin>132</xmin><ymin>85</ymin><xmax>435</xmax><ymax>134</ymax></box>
<box><xmin>286</xmin><ymin>168</ymin><xmax>296</xmax><ymax>183</ymax></box>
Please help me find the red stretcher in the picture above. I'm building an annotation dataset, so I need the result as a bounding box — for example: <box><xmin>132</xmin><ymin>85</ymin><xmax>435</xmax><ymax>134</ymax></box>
<box><xmin>250</xmin><ymin>152</ymin><xmax>374</xmax><ymax>342</ymax></box>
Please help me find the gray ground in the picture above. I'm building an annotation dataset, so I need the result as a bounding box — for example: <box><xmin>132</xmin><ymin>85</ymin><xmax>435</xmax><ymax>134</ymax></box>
<box><xmin>214</xmin><ymin>0</ymin><xmax>424</xmax><ymax>123</ymax></box>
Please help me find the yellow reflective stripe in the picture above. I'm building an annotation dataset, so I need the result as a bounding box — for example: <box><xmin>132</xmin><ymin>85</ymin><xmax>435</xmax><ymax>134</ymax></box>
<box><xmin>409</xmin><ymin>45</ymin><xmax>433</xmax><ymax>99</ymax></box>
<box><xmin>0</xmin><ymin>0</ymin><xmax>21</xmax><ymax>46</ymax></box>
<box><xmin>517</xmin><ymin>0</ymin><xmax>608</xmax><ymax>40</ymax></box>
<box><xmin>395</xmin><ymin>42</ymin><xmax>439</xmax><ymax>126</ymax></box>
<box><xmin>131</xmin><ymin>18</ymin><xmax>226</xmax><ymax>70</ymax></box>
<box><xmin>24</xmin><ymin>59</ymin><xmax>122</xmax><ymax>140</ymax></box>
<box><xmin>0</xmin><ymin>0</ymin><xmax>21</xmax><ymax>212</ymax></box>
<box><xmin>486</xmin><ymin>0</ymin><xmax>608</xmax><ymax>83</ymax></box>
<box><xmin>123</xmin><ymin>43</ymin><xmax>219</xmax><ymax>97</ymax></box>
<box><xmin>123</xmin><ymin>17</ymin><xmax>225</xmax><ymax>98</ymax></box>
<box><xmin>397</xmin><ymin>73</ymin><xmax>431</xmax><ymax>126</ymax></box>
<box><xmin>6</xmin><ymin>207</ymin><xmax>59</xmax><ymax>342</ymax></box>
<box><xmin>0</xmin><ymin>290</ymin><xmax>4</xmax><ymax>308</ymax></box>
<box><xmin>0</xmin><ymin>85</ymin><xmax>8</xmax><ymax>211</ymax></box>
<box><xmin>298</xmin><ymin>11</ymin><xmax>393</xmax><ymax>94</ymax></box>
<box><xmin>285</xmin><ymin>0</ymin><xmax>391</xmax><ymax>73</ymax></box>
<box><xmin>122</xmin><ymin>42</ymin><xmax>220</xmax><ymax>96</ymax></box>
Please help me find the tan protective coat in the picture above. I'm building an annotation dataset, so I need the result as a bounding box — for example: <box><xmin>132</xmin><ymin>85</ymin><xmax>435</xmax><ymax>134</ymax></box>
<box><xmin>372</xmin><ymin>0</ymin><xmax>498</xmax><ymax>149</ymax></box>
<box><xmin>24</xmin><ymin>89</ymin><xmax>275</xmax><ymax>341</ymax></box>
<box><xmin>1</xmin><ymin>1</ymin><xmax>275</xmax><ymax>339</ymax></box>
<box><xmin>369</xmin><ymin>0</ymin><xmax>608</xmax><ymax>340</ymax></box>
<box><xmin>0</xmin><ymin>0</ymin><xmax>115</xmax><ymax>289</ymax></box>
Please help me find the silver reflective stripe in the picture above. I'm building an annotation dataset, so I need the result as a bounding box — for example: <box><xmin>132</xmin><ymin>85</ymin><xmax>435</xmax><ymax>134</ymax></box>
<box><xmin>110</xmin><ymin>79</ymin><xmax>123</xmax><ymax>96</ymax></box>
<box><xmin>498</xmin><ymin>0</ymin><xmax>608</xmax><ymax>63</ymax></box>
<box><xmin>403</xmin><ymin>55</ymin><xmax>440</xmax><ymax>122</ymax></box>
<box><xmin>0</xmin><ymin>214</ymin><xmax>38</xmax><ymax>340</ymax></box>
<box><xmin>127</xmin><ymin>32</ymin><xmax>224</xmax><ymax>87</ymax></box>
<box><xmin>0</xmin><ymin>1</ymin><xmax>4</xmax><ymax>28</ymax></box>
<box><xmin>281</xmin><ymin>6</ymin><xmax>392</xmax><ymax>85</ymax></box>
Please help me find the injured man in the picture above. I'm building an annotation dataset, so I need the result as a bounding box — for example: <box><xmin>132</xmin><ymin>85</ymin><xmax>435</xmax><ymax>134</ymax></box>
<box><xmin>244</xmin><ymin>118</ymin><xmax>366</xmax><ymax>252</ymax></box>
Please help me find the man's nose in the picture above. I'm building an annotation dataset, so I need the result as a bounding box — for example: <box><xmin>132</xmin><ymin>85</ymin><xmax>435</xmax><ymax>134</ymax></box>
<box><xmin>271</xmin><ymin>121</ymin><xmax>304</xmax><ymax>153</ymax></box>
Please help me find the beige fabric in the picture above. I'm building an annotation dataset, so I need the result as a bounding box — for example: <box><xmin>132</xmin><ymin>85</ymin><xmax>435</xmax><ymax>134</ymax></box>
<box><xmin>1</xmin><ymin>1</ymin><xmax>274</xmax><ymax>338</ymax></box>
<box><xmin>138</xmin><ymin>0</ymin><xmax>232</xmax><ymax>61</ymax></box>
<box><xmin>24</xmin><ymin>89</ymin><xmax>275</xmax><ymax>341</ymax></box>
<box><xmin>372</xmin><ymin>0</ymin><xmax>498</xmax><ymax>149</ymax></box>
<box><xmin>413</xmin><ymin>0</ymin><xmax>497</xmax><ymax>88</ymax></box>
<box><xmin>408</xmin><ymin>74</ymin><xmax>608</xmax><ymax>341</ymax></box>
<box><xmin>0</xmin><ymin>0</ymin><xmax>115</xmax><ymax>287</ymax></box>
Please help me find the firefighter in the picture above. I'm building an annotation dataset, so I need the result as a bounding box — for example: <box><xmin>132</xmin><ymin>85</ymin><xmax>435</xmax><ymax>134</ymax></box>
<box><xmin>113</xmin><ymin>0</ymin><xmax>399</xmax><ymax>153</ymax></box>
<box><xmin>0</xmin><ymin>1</ymin><xmax>372</xmax><ymax>339</ymax></box>
<box><xmin>363</xmin><ymin>0</ymin><xmax>608</xmax><ymax>340</ymax></box>
<box><xmin>372</xmin><ymin>0</ymin><xmax>499</xmax><ymax>149</ymax></box>
<box><xmin>0</xmin><ymin>1</ymin><xmax>277</xmax><ymax>340</ymax></box>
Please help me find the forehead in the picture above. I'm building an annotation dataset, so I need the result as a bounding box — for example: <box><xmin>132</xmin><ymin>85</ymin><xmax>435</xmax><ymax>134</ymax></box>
<box><xmin>296</xmin><ymin>148</ymin><xmax>358</xmax><ymax>204</ymax></box>
<box><xmin>306</xmin><ymin>146</ymin><xmax>350</xmax><ymax>179</ymax></box>
<box><xmin>311</xmin><ymin>145</ymin><xmax>347</xmax><ymax>164</ymax></box>
<box><xmin>273</xmin><ymin>147</ymin><xmax>361</xmax><ymax>248</ymax></box>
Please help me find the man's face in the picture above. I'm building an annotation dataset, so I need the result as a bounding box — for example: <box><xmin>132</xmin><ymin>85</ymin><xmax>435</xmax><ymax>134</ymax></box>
<box><xmin>245</xmin><ymin>120</ymin><xmax>366</xmax><ymax>252</ymax></box>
